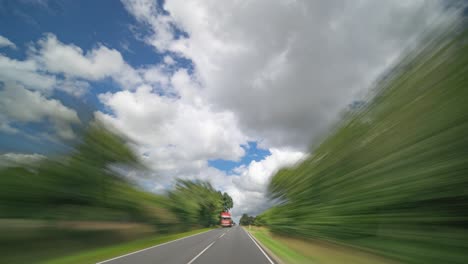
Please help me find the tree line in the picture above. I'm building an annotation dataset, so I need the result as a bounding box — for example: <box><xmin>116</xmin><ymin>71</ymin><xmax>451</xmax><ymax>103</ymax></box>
<box><xmin>239</xmin><ymin>213</ymin><xmax>265</xmax><ymax>226</ymax></box>
<box><xmin>0</xmin><ymin>122</ymin><xmax>233</xmax><ymax>230</ymax></box>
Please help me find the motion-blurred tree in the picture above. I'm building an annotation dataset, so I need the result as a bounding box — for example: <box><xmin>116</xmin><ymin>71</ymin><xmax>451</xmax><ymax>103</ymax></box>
<box><xmin>168</xmin><ymin>180</ymin><xmax>232</xmax><ymax>227</ymax></box>
<box><xmin>222</xmin><ymin>192</ymin><xmax>233</xmax><ymax>211</ymax></box>
<box><xmin>240</xmin><ymin>213</ymin><xmax>256</xmax><ymax>226</ymax></box>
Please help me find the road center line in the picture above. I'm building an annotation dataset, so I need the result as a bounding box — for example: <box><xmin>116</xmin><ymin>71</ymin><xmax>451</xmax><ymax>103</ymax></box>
<box><xmin>219</xmin><ymin>233</ymin><xmax>225</xmax><ymax>238</ymax></box>
<box><xmin>187</xmin><ymin>240</ymin><xmax>216</xmax><ymax>264</ymax></box>
<box><xmin>244</xmin><ymin>228</ymin><xmax>275</xmax><ymax>264</ymax></box>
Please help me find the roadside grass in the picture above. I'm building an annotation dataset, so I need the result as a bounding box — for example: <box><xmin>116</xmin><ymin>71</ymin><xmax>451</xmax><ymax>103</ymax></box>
<box><xmin>42</xmin><ymin>228</ymin><xmax>213</xmax><ymax>264</ymax></box>
<box><xmin>248</xmin><ymin>227</ymin><xmax>397</xmax><ymax>264</ymax></box>
<box><xmin>247</xmin><ymin>226</ymin><xmax>309</xmax><ymax>264</ymax></box>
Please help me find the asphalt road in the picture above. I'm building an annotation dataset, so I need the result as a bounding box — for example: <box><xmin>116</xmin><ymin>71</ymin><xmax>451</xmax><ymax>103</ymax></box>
<box><xmin>97</xmin><ymin>226</ymin><xmax>275</xmax><ymax>264</ymax></box>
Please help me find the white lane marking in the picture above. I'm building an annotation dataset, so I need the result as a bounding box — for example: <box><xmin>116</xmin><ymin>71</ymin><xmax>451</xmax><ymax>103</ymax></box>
<box><xmin>187</xmin><ymin>240</ymin><xmax>216</xmax><ymax>264</ymax></box>
<box><xmin>96</xmin><ymin>229</ymin><xmax>217</xmax><ymax>263</ymax></box>
<box><xmin>244</xmin><ymin>228</ymin><xmax>275</xmax><ymax>264</ymax></box>
<box><xmin>219</xmin><ymin>233</ymin><xmax>225</xmax><ymax>238</ymax></box>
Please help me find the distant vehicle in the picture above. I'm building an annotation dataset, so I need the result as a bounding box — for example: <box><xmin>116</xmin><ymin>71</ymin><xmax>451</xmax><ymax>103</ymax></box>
<box><xmin>220</xmin><ymin>211</ymin><xmax>232</xmax><ymax>227</ymax></box>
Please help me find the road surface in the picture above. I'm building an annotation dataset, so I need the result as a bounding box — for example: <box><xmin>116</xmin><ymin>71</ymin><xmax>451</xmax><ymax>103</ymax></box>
<box><xmin>97</xmin><ymin>226</ymin><xmax>276</xmax><ymax>264</ymax></box>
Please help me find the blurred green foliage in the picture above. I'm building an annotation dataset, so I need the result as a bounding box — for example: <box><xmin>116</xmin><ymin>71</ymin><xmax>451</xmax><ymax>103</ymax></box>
<box><xmin>263</xmin><ymin>23</ymin><xmax>468</xmax><ymax>263</ymax></box>
<box><xmin>240</xmin><ymin>213</ymin><xmax>256</xmax><ymax>226</ymax></box>
<box><xmin>0</xmin><ymin>122</ymin><xmax>232</xmax><ymax>263</ymax></box>
<box><xmin>239</xmin><ymin>213</ymin><xmax>266</xmax><ymax>226</ymax></box>
<box><xmin>222</xmin><ymin>192</ymin><xmax>234</xmax><ymax>211</ymax></box>
<box><xmin>168</xmin><ymin>180</ymin><xmax>232</xmax><ymax>227</ymax></box>
<box><xmin>1</xmin><ymin>123</ymin><xmax>157</xmax><ymax>223</ymax></box>
<box><xmin>0</xmin><ymin>122</ymin><xmax>232</xmax><ymax>225</ymax></box>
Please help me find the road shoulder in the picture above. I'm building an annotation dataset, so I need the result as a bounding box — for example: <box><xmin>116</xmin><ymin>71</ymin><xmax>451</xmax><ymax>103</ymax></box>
<box><xmin>248</xmin><ymin>227</ymin><xmax>398</xmax><ymax>264</ymax></box>
<box><xmin>243</xmin><ymin>226</ymin><xmax>282</xmax><ymax>264</ymax></box>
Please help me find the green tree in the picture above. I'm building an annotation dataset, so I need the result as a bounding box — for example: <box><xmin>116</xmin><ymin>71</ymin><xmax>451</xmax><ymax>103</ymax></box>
<box><xmin>168</xmin><ymin>179</ymin><xmax>231</xmax><ymax>227</ymax></box>
<box><xmin>222</xmin><ymin>192</ymin><xmax>233</xmax><ymax>211</ymax></box>
<box><xmin>0</xmin><ymin>122</ymin><xmax>148</xmax><ymax>220</ymax></box>
<box><xmin>240</xmin><ymin>214</ymin><xmax>249</xmax><ymax>225</ymax></box>
<box><xmin>240</xmin><ymin>213</ymin><xmax>256</xmax><ymax>226</ymax></box>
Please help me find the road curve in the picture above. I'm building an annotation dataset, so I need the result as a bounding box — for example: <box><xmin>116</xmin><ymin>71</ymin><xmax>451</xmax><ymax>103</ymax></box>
<box><xmin>97</xmin><ymin>226</ymin><xmax>275</xmax><ymax>264</ymax></box>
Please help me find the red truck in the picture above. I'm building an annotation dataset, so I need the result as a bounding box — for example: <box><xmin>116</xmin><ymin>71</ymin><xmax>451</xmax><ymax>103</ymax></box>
<box><xmin>220</xmin><ymin>211</ymin><xmax>232</xmax><ymax>227</ymax></box>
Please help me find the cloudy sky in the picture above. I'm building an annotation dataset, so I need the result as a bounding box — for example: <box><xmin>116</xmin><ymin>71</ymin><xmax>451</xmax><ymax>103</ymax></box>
<box><xmin>0</xmin><ymin>0</ymin><xmax>455</xmax><ymax>220</ymax></box>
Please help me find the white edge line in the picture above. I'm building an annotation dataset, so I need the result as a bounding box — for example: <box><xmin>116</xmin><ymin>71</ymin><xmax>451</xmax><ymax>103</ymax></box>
<box><xmin>96</xmin><ymin>229</ymin><xmax>216</xmax><ymax>264</ymax></box>
<box><xmin>187</xmin><ymin>240</ymin><xmax>216</xmax><ymax>264</ymax></box>
<box><xmin>244</xmin><ymin>228</ymin><xmax>275</xmax><ymax>264</ymax></box>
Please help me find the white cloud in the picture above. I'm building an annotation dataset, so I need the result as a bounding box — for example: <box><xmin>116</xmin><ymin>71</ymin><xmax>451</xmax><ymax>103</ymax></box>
<box><xmin>0</xmin><ymin>35</ymin><xmax>17</xmax><ymax>49</ymax></box>
<box><xmin>0</xmin><ymin>54</ymin><xmax>56</xmax><ymax>92</ymax></box>
<box><xmin>229</xmin><ymin>148</ymin><xmax>305</xmax><ymax>219</ymax></box>
<box><xmin>35</xmin><ymin>34</ymin><xmax>125</xmax><ymax>80</ymax></box>
<box><xmin>233</xmin><ymin>148</ymin><xmax>306</xmax><ymax>193</ymax></box>
<box><xmin>0</xmin><ymin>82</ymin><xmax>80</xmax><ymax>139</ymax></box>
<box><xmin>30</xmin><ymin>33</ymin><xmax>143</xmax><ymax>90</ymax></box>
<box><xmin>56</xmin><ymin>78</ymin><xmax>90</xmax><ymax>97</ymax></box>
<box><xmin>125</xmin><ymin>0</ymin><xmax>455</xmax><ymax>149</ymax></box>
<box><xmin>121</xmin><ymin>0</ymin><xmax>177</xmax><ymax>52</ymax></box>
<box><xmin>0</xmin><ymin>34</ymin><xmax>125</xmax><ymax>97</ymax></box>
<box><xmin>164</xmin><ymin>55</ymin><xmax>175</xmax><ymax>65</ymax></box>
<box><xmin>114</xmin><ymin>64</ymin><xmax>143</xmax><ymax>89</ymax></box>
<box><xmin>0</xmin><ymin>33</ymin><xmax>156</xmax><ymax>154</ymax></box>
<box><xmin>141</xmin><ymin>65</ymin><xmax>170</xmax><ymax>87</ymax></box>
<box><xmin>0</xmin><ymin>153</ymin><xmax>45</xmax><ymax>168</ymax></box>
<box><xmin>96</xmin><ymin>82</ymin><xmax>247</xmax><ymax>175</ymax></box>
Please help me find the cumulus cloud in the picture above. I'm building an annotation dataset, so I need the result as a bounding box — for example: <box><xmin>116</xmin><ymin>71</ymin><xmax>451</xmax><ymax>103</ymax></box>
<box><xmin>125</xmin><ymin>0</ymin><xmax>455</xmax><ymax>150</ymax></box>
<box><xmin>113</xmin><ymin>64</ymin><xmax>143</xmax><ymax>89</ymax></box>
<box><xmin>0</xmin><ymin>82</ymin><xmax>80</xmax><ymax>139</ymax></box>
<box><xmin>0</xmin><ymin>54</ymin><xmax>56</xmax><ymax>92</ymax></box>
<box><xmin>233</xmin><ymin>148</ymin><xmax>306</xmax><ymax>193</ymax></box>
<box><xmin>33</xmin><ymin>34</ymin><xmax>142</xmax><ymax>88</ymax></box>
<box><xmin>0</xmin><ymin>32</ymin><xmax>146</xmax><ymax>101</ymax></box>
<box><xmin>228</xmin><ymin>148</ymin><xmax>306</xmax><ymax>219</ymax></box>
<box><xmin>0</xmin><ymin>34</ymin><xmax>121</xmax><ymax>140</ymax></box>
<box><xmin>35</xmin><ymin>34</ymin><xmax>125</xmax><ymax>80</ymax></box>
<box><xmin>140</xmin><ymin>65</ymin><xmax>170</xmax><ymax>88</ymax></box>
<box><xmin>0</xmin><ymin>35</ymin><xmax>17</xmax><ymax>49</ymax></box>
<box><xmin>163</xmin><ymin>55</ymin><xmax>175</xmax><ymax>65</ymax></box>
<box><xmin>55</xmin><ymin>78</ymin><xmax>90</xmax><ymax>97</ymax></box>
<box><xmin>0</xmin><ymin>32</ymin><xmax>170</xmax><ymax>156</ymax></box>
<box><xmin>121</xmin><ymin>0</ymin><xmax>178</xmax><ymax>52</ymax></box>
<box><xmin>96</xmin><ymin>82</ymin><xmax>247</xmax><ymax>175</ymax></box>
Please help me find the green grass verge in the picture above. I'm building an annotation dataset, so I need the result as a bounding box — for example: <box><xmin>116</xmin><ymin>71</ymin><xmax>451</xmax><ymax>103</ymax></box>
<box><xmin>42</xmin><ymin>228</ymin><xmax>213</xmax><ymax>264</ymax></box>
<box><xmin>248</xmin><ymin>227</ymin><xmax>398</xmax><ymax>264</ymax></box>
<box><xmin>248</xmin><ymin>227</ymin><xmax>311</xmax><ymax>264</ymax></box>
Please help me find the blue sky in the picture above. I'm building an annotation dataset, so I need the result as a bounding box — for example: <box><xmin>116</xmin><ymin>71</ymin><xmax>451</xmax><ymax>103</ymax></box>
<box><xmin>209</xmin><ymin>142</ymin><xmax>271</xmax><ymax>173</ymax></box>
<box><xmin>0</xmin><ymin>0</ymin><xmax>155</xmax><ymax>64</ymax></box>
<box><xmin>0</xmin><ymin>0</ymin><xmax>271</xmax><ymax>172</ymax></box>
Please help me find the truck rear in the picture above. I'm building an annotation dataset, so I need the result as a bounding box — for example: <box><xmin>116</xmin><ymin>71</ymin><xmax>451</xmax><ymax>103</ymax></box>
<box><xmin>220</xmin><ymin>211</ymin><xmax>232</xmax><ymax>227</ymax></box>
